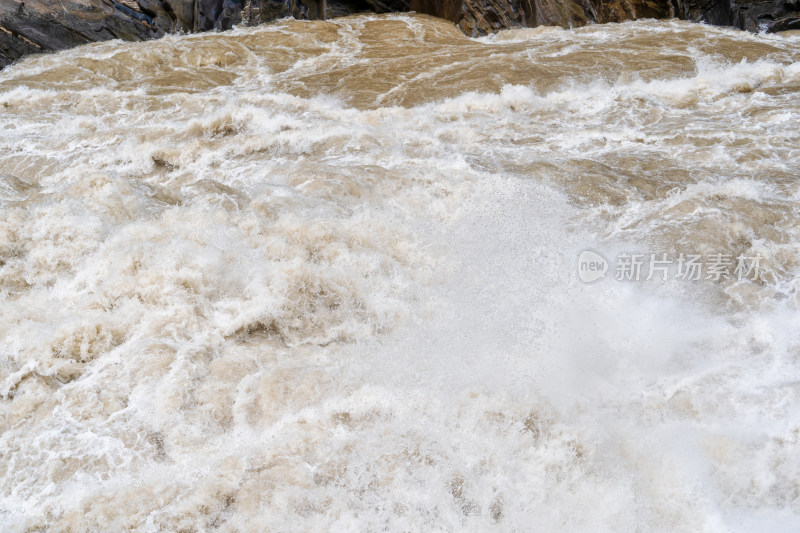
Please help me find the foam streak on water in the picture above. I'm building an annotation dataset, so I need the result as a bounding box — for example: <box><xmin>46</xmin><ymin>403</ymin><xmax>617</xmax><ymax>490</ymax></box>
<box><xmin>1</xmin><ymin>14</ymin><xmax>800</xmax><ymax>531</ymax></box>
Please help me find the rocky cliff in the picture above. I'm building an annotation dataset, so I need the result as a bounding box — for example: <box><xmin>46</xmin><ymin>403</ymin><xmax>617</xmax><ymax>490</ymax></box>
<box><xmin>411</xmin><ymin>0</ymin><xmax>800</xmax><ymax>35</ymax></box>
<box><xmin>1</xmin><ymin>0</ymin><xmax>798</xmax><ymax>68</ymax></box>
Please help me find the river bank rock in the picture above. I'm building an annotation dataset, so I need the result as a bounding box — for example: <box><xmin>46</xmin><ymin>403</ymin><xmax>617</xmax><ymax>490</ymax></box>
<box><xmin>411</xmin><ymin>0</ymin><xmax>800</xmax><ymax>35</ymax></box>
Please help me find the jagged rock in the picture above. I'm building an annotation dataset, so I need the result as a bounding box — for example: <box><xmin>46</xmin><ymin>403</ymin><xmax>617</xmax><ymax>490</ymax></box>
<box><xmin>410</xmin><ymin>0</ymin><xmax>800</xmax><ymax>35</ymax></box>
<box><xmin>240</xmin><ymin>0</ymin><xmax>410</xmax><ymax>25</ymax></box>
<box><xmin>0</xmin><ymin>1</ymin><xmax>156</xmax><ymax>66</ymax></box>
<box><xmin>0</xmin><ymin>0</ymin><xmax>798</xmax><ymax>69</ymax></box>
<box><xmin>0</xmin><ymin>0</ymin><xmax>253</xmax><ymax>68</ymax></box>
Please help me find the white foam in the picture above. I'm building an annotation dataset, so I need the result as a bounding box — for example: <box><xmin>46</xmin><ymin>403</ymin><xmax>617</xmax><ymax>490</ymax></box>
<box><xmin>1</xmin><ymin>14</ymin><xmax>800</xmax><ymax>531</ymax></box>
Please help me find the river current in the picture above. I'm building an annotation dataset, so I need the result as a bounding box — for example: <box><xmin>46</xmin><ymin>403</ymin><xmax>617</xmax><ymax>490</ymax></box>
<box><xmin>1</xmin><ymin>14</ymin><xmax>800</xmax><ymax>531</ymax></box>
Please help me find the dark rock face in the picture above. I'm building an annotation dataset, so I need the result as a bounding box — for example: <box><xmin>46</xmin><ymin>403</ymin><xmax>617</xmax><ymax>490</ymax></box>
<box><xmin>672</xmin><ymin>0</ymin><xmax>800</xmax><ymax>32</ymax></box>
<box><xmin>0</xmin><ymin>0</ymin><xmax>798</xmax><ymax>69</ymax></box>
<box><xmin>411</xmin><ymin>0</ymin><xmax>800</xmax><ymax>35</ymax></box>
<box><xmin>239</xmin><ymin>0</ymin><xmax>410</xmax><ymax>26</ymax></box>
<box><xmin>0</xmin><ymin>0</ymin><xmax>257</xmax><ymax>68</ymax></box>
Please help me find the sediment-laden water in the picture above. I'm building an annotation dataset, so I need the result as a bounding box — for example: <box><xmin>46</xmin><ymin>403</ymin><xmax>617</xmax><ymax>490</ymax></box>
<box><xmin>1</xmin><ymin>14</ymin><xmax>800</xmax><ymax>531</ymax></box>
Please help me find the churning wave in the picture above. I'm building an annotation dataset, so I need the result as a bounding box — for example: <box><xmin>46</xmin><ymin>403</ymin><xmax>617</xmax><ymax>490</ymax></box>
<box><xmin>1</xmin><ymin>14</ymin><xmax>800</xmax><ymax>531</ymax></box>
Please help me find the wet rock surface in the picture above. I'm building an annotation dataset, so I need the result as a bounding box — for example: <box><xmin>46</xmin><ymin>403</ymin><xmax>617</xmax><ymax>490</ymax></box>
<box><xmin>0</xmin><ymin>0</ymin><xmax>798</xmax><ymax>68</ymax></box>
<box><xmin>412</xmin><ymin>0</ymin><xmax>800</xmax><ymax>35</ymax></box>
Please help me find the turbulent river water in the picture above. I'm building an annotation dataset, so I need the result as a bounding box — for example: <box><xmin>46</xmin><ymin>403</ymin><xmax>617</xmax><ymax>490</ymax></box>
<box><xmin>1</xmin><ymin>13</ymin><xmax>800</xmax><ymax>531</ymax></box>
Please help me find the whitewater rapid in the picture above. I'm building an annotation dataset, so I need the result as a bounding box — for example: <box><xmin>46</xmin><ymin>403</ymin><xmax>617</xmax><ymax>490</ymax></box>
<box><xmin>1</xmin><ymin>14</ymin><xmax>800</xmax><ymax>531</ymax></box>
